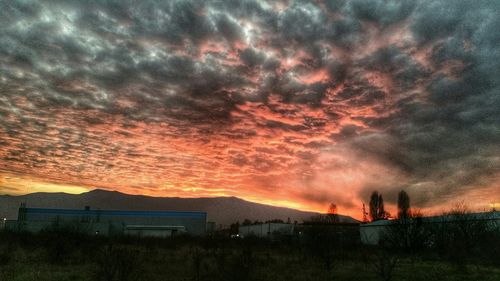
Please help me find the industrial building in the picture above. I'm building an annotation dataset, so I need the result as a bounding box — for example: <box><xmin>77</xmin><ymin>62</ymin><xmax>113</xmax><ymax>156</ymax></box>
<box><xmin>238</xmin><ymin>222</ymin><xmax>295</xmax><ymax>238</ymax></box>
<box><xmin>5</xmin><ymin>204</ymin><xmax>207</xmax><ymax>237</ymax></box>
<box><xmin>359</xmin><ymin>219</ymin><xmax>393</xmax><ymax>245</ymax></box>
<box><xmin>360</xmin><ymin>211</ymin><xmax>500</xmax><ymax>245</ymax></box>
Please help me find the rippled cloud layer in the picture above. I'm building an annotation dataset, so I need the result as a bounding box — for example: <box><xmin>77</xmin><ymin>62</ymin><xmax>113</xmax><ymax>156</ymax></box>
<box><xmin>1</xmin><ymin>0</ymin><xmax>499</xmax><ymax>217</ymax></box>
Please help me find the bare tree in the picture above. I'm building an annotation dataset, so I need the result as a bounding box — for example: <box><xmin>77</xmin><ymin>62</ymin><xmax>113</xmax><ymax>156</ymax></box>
<box><xmin>327</xmin><ymin>203</ymin><xmax>339</xmax><ymax>223</ymax></box>
<box><xmin>304</xmin><ymin>224</ymin><xmax>339</xmax><ymax>273</ymax></box>
<box><xmin>424</xmin><ymin>202</ymin><xmax>500</xmax><ymax>271</ymax></box>
<box><xmin>385</xmin><ymin>210</ymin><xmax>429</xmax><ymax>255</ymax></box>
<box><xmin>370</xmin><ymin>247</ymin><xmax>399</xmax><ymax>281</ymax></box>
<box><xmin>327</xmin><ymin>203</ymin><xmax>337</xmax><ymax>215</ymax></box>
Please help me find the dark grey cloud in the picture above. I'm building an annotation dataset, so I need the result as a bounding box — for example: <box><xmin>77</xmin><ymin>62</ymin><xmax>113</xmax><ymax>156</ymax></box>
<box><xmin>0</xmin><ymin>0</ymin><xmax>499</xmax><ymax>211</ymax></box>
<box><xmin>349</xmin><ymin>0</ymin><xmax>416</xmax><ymax>26</ymax></box>
<box><xmin>239</xmin><ymin>47</ymin><xmax>266</xmax><ymax>68</ymax></box>
<box><xmin>361</xmin><ymin>46</ymin><xmax>429</xmax><ymax>90</ymax></box>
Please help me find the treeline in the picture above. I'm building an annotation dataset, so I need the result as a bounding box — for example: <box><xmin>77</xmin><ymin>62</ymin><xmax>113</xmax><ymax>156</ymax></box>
<box><xmin>363</xmin><ymin>189</ymin><xmax>500</xmax><ymax>280</ymax></box>
<box><xmin>368</xmin><ymin>189</ymin><xmax>412</xmax><ymax>221</ymax></box>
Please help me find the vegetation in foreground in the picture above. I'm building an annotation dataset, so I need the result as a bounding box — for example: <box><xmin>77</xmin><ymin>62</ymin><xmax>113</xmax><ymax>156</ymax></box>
<box><xmin>2</xmin><ymin>191</ymin><xmax>498</xmax><ymax>281</ymax></box>
<box><xmin>0</xmin><ymin>222</ymin><xmax>499</xmax><ymax>281</ymax></box>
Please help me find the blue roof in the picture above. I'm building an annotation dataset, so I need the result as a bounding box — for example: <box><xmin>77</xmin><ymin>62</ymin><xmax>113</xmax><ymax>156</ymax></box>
<box><xmin>24</xmin><ymin>208</ymin><xmax>206</xmax><ymax>218</ymax></box>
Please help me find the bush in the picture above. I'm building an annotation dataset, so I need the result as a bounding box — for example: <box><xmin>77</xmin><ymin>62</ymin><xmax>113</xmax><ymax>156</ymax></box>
<box><xmin>39</xmin><ymin>228</ymin><xmax>89</xmax><ymax>264</ymax></box>
<box><xmin>370</xmin><ymin>247</ymin><xmax>399</xmax><ymax>281</ymax></box>
<box><xmin>94</xmin><ymin>244</ymin><xmax>143</xmax><ymax>281</ymax></box>
<box><xmin>0</xmin><ymin>242</ymin><xmax>12</xmax><ymax>266</ymax></box>
<box><xmin>303</xmin><ymin>225</ymin><xmax>341</xmax><ymax>272</ymax></box>
<box><xmin>427</xmin><ymin>206</ymin><xmax>497</xmax><ymax>269</ymax></box>
<box><xmin>383</xmin><ymin>211</ymin><xmax>431</xmax><ymax>255</ymax></box>
<box><xmin>222</xmin><ymin>246</ymin><xmax>254</xmax><ymax>281</ymax></box>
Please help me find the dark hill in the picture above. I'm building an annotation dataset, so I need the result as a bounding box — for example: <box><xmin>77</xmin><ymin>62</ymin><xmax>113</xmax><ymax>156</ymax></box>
<box><xmin>0</xmin><ymin>189</ymin><xmax>358</xmax><ymax>226</ymax></box>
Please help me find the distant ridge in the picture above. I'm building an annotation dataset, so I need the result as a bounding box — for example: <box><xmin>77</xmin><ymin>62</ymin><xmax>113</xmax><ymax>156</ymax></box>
<box><xmin>0</xmin><ymin>189</ymin><xmax>359</xmax><ymax>226</ymax></box>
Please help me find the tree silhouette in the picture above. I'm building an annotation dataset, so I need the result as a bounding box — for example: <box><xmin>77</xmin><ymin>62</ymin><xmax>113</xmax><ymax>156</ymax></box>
<box><xmin>369</xmin><ymin>191</ymin><xmax>387</xmax><ymax>221</ymax></box>
<box><xmin>369</xmin><ymin>191</ymin><xmax>379</xmax><ymax>221</ymax></box>
<box><xmin>327</xmin><ymin>203</ymin><xmax>339</xmax><ymax>223</ymax></box>
<box><xmin>378</xmin><ymin>195</ymin><xmax>386</xmax><ymax>219</ymax></box>
<box><xmin>327</xmin><ymin>203</ymin><xmax>337</xmax><ymax>215</ymax></box>
<box><xmin>397</xmin><ymin>190</ymin><xmax>410</xmax><ymax>219</ymax></box>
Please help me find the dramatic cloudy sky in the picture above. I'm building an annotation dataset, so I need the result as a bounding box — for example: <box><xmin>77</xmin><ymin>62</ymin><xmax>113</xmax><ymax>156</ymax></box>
<box><xmin>1</xmin><ymin>0</ymin><xmax>499</xmax><ymax>218</ymax></box>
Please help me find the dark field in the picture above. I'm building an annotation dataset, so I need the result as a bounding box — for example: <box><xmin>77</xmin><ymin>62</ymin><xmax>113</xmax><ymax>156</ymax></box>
<box><xmin>1</xmin><ymin>229</ymin><xmax>499</xmax><ymax>281</ymax></box>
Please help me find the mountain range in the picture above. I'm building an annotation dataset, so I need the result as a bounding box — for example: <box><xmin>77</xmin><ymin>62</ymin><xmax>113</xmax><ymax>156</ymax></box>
<box><xmin>0</xmin><ymin>189</ymin><xmax>358</xmax><ymax>226</ymax></box>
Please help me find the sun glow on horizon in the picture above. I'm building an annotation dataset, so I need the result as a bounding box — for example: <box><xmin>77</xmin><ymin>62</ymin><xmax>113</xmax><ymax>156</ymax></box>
<box><xmin>0</xmin><ymin>173</ymin><xmax>90</xmax><ymax>195</ymax></box>
<box><xmin>0</xmin><ymin>172</ymin><xmax>332</xmax><ymax>216</ymax></box>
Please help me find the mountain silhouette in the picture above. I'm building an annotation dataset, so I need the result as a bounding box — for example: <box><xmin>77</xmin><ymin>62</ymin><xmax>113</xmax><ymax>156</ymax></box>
<box><xmin>0</xmin><ymin>189</ymin><xmax>358</xmax><ymax>226</ymax></box>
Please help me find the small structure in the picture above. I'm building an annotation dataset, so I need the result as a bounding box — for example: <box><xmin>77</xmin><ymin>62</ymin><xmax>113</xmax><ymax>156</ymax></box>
<box><xmin>239</xmin><ymin>222</ymin><xmax>294</xmax><ymax>238</ymax></box>
<box><xmin>6</xmin><ymin>205</ymin><xmax>207</xmax><ymax>237</ymax></box>
<box><xmin>359</xmin><ymin>219</ymin><xmax>393</xmax><ymax>245</ymax></box>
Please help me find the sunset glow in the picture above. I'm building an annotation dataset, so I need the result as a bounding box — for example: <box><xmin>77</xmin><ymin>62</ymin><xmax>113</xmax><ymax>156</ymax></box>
<box><xmin>1</xmin><ymin>0</ymin><xmax>499</xmax><ymax>219</ymax></box>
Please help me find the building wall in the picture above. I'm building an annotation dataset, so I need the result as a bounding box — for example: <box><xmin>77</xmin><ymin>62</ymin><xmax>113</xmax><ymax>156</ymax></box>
<box><xmin>124</xmin><ymin>228</ymin><xmax>173</xmax><ymax>237</ymax></box>
<box><xmin>359</xmin><ymin>221</ymin><xmax>391</xmax><ymax>245</ymax></box>
<box><xmin>360</xmin><ymin>212</ymin><xmax>500</xmax><ymax>245</ymax></box>
<box><xmin>7</xmin><ymin>207</ymin><xmax>207</xmax><ymax>236</ymax></box>
<box><xmin>239</xmin><ymin>223</ymin><xmax>294</xmax><ymax>238</ymax></box>
<box><xmin>6</xmin><ymin>220</ymin><xmax>114</xmax><ymax>235</ymax></box>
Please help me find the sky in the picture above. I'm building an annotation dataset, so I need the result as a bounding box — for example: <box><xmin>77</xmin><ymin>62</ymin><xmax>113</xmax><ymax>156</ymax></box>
<box><xmin>1</xmin><ymin>0</ymin><xmax>499</xmax><ymax>219</ymax></box>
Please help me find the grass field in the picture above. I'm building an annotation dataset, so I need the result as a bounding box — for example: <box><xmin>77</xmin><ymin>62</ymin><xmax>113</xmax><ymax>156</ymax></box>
<box><xmin>1</xmin><ymin>231</ymin><xmax>499</xmax><ymax>281</ymax></box>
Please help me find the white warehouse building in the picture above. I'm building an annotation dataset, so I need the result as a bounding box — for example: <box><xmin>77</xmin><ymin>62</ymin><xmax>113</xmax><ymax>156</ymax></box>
<box><xmin>360</xmin><ymin>211</ymin><xmax>500</xmax><ymax>245</ymax></box>
<box><xmin>239</xmin><ymin>222</ymin><xmax>294</xmax><ymax>238</ymax></box>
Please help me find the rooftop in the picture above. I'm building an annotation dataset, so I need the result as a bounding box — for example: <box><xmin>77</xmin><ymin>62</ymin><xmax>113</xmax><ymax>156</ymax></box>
<box><xmin>23</xmin><ymin>207</ymin><xmax>207</xmax><ymax>218</ymax></box>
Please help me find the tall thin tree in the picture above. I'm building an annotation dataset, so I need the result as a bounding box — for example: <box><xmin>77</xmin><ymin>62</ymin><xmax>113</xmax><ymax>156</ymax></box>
<box><xmin>378</xmin><ymin>194</ymin><xmax>386</xmax><ymax>219</ymax></box>
<box><xmin>369</xmin><ymin>191</ymin><xmax>380</xmax><ymax>221</ymax></box>
<box><xmin>369</xmin><ymin>191</ymin><xmax>388</xmax><ymax>221</ymax></box>
<box><xmin>397</xmin><ymin>190</ymin><xmax>410</xmax><ymax>219</ymax></box>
